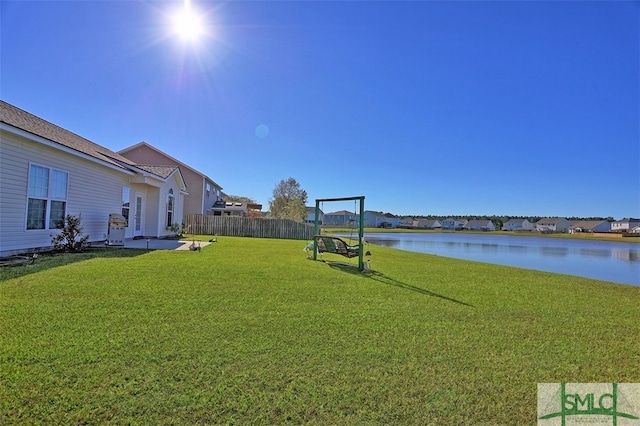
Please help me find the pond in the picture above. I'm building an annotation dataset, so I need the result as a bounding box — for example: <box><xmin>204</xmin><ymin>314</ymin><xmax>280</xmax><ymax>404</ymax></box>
<box><xmin>361</xmin><ymin>233</ymin><xmax>640</xmax><ymax>286</ymax></box>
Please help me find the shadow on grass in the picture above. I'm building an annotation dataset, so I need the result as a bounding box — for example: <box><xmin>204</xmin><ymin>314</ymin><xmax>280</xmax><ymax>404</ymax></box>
<box><xmin>326</xmin><ymin>261</ymin><xmax>474</xmax><ymax>307</ymax></box>
<box><xmin>0</xmin><ymin>248</ymin><xmax>149</xmax><ymax>283</ymax></box>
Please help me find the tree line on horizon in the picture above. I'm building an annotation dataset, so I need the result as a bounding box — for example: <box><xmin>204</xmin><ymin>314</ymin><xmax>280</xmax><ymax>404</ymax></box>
<box><xmin>221</xmin><ymin>178</ymin><xmax>619</xmax><ymax>227</ymax></box>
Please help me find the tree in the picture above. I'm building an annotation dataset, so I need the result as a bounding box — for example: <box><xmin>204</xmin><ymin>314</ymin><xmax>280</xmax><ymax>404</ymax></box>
<box><xmin>269</xmin><ymin>177</ymin><xmax>308</xmax><ymax>222</ymax></box>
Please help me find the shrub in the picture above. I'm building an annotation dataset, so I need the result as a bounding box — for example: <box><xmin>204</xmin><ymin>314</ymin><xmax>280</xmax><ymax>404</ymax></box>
<box><xmin>167</xmin><ymin>222</ymin><xmax>183</xmax><ymax>237</ymax></box>
<box><xmin>51</xmin><ymin>214</ymin><xmax>90</xmax><ymax>252</ymax></box>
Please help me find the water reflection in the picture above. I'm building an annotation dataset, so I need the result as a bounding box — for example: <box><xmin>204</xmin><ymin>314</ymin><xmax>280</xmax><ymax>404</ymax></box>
<box><xmin>539</xmin><ymin>246</ymin><xmax>568</xmax><ymax>257</ymax></box>
<box><xmin>579</xmin><ymin>248</ymin><xmax>611</xmax><ymax>258</ymax></box>
<box><xmin>361</xmin><ymin>233</ymin><xmax>640</xmax><ymax>286</ymax></box>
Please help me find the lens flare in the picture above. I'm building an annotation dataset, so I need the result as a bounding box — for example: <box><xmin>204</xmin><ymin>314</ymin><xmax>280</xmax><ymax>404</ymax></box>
<box><xmin>172</xmin><ymin>3</ymin><xmax>205</xmax><ymax>42</ymax></box>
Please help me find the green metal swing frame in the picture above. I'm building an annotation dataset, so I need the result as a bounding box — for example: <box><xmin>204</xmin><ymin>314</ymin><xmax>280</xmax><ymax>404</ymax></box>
<box><xmin>313</xmin><ymin>196</ymin><xmax>365</xmax><ymax>271</ymax></box>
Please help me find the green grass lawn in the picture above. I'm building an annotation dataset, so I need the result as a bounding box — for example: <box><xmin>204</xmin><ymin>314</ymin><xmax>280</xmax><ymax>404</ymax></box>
<box><xmin>1</xmin><ymin>236</ymin><xmax>639</xmax><ymax>424</ymax></box>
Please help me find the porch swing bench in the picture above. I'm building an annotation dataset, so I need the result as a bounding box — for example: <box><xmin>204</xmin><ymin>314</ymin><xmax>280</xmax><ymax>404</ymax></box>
<box><xmin>314</xmin><ymin>235</ymin><xmax>359</xmax><ymax>258</ymax></box>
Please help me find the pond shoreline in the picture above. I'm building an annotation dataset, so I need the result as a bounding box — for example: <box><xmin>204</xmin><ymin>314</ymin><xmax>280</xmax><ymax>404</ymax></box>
<box><xmin>351</xmin><ymin>231</ymin><xmax>640</xmax><ymax>287</ymax></box>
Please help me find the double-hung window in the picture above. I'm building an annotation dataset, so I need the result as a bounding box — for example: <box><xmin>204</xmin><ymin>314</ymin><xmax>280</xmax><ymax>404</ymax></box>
<box><xmin>27</xmin><ymin>164</ymin><xmax>68</xmax><ymax>230</ymax></box>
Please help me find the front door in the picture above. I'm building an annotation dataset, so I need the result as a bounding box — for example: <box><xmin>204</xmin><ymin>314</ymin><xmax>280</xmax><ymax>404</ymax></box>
<box><xmin>134</xmin><ymin>193</ymin><xmax>144</xmax><ymax>237</ymax></box>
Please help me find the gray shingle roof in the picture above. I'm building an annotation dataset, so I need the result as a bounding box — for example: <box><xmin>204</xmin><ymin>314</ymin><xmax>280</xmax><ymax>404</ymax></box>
<box><xmin>1</xmin><ymin>100</ymin><xmax>135</xmax><ymax>170</ymax></box>
<box><xmin>135</xmin><ymin>165</ymin><xmax>180</xmax><ymax>179</ymax></box>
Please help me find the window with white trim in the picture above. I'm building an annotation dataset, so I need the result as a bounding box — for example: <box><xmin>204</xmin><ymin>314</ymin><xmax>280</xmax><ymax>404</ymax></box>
<box><xmin>27</xmin><ymin>164</ymin><xmax>68</xmax><ymax>230</ymax></box>
<box><xmin>122</xmin><ymin>187</ymin><xmax>130</xmax><ymax>226</ymax></box>
<box><xmin>166</xmin><ymin>189</ymin><xmax>175</xmax><ymax>227</ymax></box>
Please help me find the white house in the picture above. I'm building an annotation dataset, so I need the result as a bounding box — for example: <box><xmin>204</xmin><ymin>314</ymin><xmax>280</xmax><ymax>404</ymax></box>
<box><xmin>465</xmin><ymin>219</ymin><xmax>495</xmax><ymax>231</ymax></box>
<box><xmin>535</xmin><ymin>217</ymin><xmax>571</xmax><ymax>233</ymax></box>
<box><xmin>118</xmin><ymin>141</ymin><xmax>223</xmax><ymax>216</ymax></box>
<box><xmin>381</xmin><ymin>213</ymin><xmax>401</xmax><ymax>228</ymax></box>
<box><xmin>0</xmin><ymin>100</ymin><xmax>188</xmax><ymax>257</ymax></box>
<box><xmin>363</xmin><ymin>211</ymin><xmax>400</xmax><ymax>228</ymax></box>
<box><xmin>416</xmin><ymin>219</ymin><xmax>441</xmax><ymax>229</ymax></box>
<box><xmin>611</xmin><ymin>218</ymin><xmax>640</xmax><ymax>233</ymax></box>
<box><xmin>306</xmin><ymin>206</ymin><xmax>324</xmax><ymax>224</ymax></box>
<box><xmin>442</xmin><ymin>218</ymin><xmax>468</xmax><ymax>230</ymax></box>
<box><xmin>502</xmin><ymin>218</ymin><xmax>534</xmax><ymax>231</ymax></box>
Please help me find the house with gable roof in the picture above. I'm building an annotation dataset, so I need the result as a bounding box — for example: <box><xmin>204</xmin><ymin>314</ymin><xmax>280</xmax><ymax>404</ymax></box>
<box><xmin>465</xmin><ymin>219</ymin><xmax>495</xmax><ymax>231</ymax></box>
<box><xmin>363</xmin><ymin>211</ymin><xmax>400</xmax><ymax>228</ymax></box>
<box><xmin>323</xmin><ymin>210</ymin><xmax>357</xmax><ymax>227</ymax></box>
<box><xmin>305</xmin><ymin>206</ymin><xmax>324</xmax><ymax>224</ymax></box>
<box><xmin>0</xmin><ymin>100</ymin><xmax>188</xmax><ymax>257</ymax></box>
<box><xmin>442</xmin><ymin>218</ymin><xmax>468</xmax><ymax>230</ymax></box>
<box><xmin>118</xmin><ymin>141</ymin><xmax>223</xmax><ymax>216</ymax></box>
<box><xmin>398</xmin><ymin>217</ymin><xmax>418</xmax><ymax>228</ymax></box>
<box><xmin>363</xmin><ymin>210</ymin><xmax>385</xmax><ymax>227</ymax></box>
<box><xmin>611</xmin><ymin>218</ymin><xmax>640</xmax><ymax>233</ymax></box>
<box><xmin>416</xmin><ymin>219</ymin><xmax>441</xmax><ymax>229</ymax></box>
<box><xmin>502</xmin><ymin>218</ymin><xmax>534</xmax><ymax>231</ymax></box>
<box><xmin>568</xmin><ymin>220</ymin><xmax>611</xmax><ymax>233</ymax></box>
<box><xmin>535</xmin><ymin>217</ymin><xmax>571</xmax><ymax>233</ymax></box>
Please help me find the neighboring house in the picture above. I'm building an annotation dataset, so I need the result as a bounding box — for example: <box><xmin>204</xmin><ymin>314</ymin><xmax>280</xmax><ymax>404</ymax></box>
<box><xmin>569</xmin><ymin>220</ymin><xmax>611</xmax><ymax>233</ymax></box>
<box><xmin>465</xmin><ymin>219</ymin><xmax>495</xmax><ymax>231</ymax></box>
<box><xmin>209</xmin><ymin>200</ymin><xmax>262</xmax><ymax>217</ymax></box>
<box><xmin>0</xmin><ymin>100</ymin><xmax>187</xmax><ymax>257</ymax></box>
<box><xmin>502</xmin><ymin>218</ymin><xmax>534</xmax><ymax>231</ymax></box>
<box><xmin>398</xmin><ymin>217</ymin><xmax>418</xmax><ymax>228</ymax></box>
<box><xmin>611</xmin><ymin>218</ymin><xmax>640</xmax><ymax>233</ymax></box>
<box><xmin>363</xmin><ymin>211</ymin><xmax>400</xmax><ymax>228</ymax></box>
<box><xmin>416</xmin><ymin>219</ymin><xmax>441</xmax><ymax>229</ymax></box>
<box><xmin>442</xmin><ymin>218</ymin><xmax>468</xmax><ymax>230</ymax></box>
<box><xmin>323</xmin><ymin>210</ymin><xmax>357</xmax><ymax>227</ymax></box>
<box><xmin>118</xmin><ymin>141</ymin><xmax>222</xmax><ymax>216</ymax></box>
<box><xmin>306</xmin><ymin>206</ymin><xmax>324</xmax><ymax>225</ymax></box>
<box><xmin>382</xmin><ymin>213</ymin><xmax>401</xmax><ymax>228</ymax></box>
<box><xmin>535</xmin><ymin>217</ymin><xmax>571</xmax><ymax>233</ymax></box>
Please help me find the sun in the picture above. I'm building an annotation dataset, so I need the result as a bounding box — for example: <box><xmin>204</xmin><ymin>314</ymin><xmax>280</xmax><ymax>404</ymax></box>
<box><xmin>171</xmin><ymin>2</ymin><xmax>205</xmax><ymax>42</ymax></box>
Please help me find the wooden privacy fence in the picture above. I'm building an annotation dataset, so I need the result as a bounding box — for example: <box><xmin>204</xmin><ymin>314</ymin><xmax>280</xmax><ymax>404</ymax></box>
<box><xmin>184</xmin><ymin>215</ymin><xmax>315</xmax><ymax>240</ymax></box>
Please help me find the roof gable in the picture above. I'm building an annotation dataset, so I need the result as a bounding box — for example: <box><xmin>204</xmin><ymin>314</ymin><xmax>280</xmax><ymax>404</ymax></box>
<box><xmin>570</xmin><ymin>220</ymin><xmax>608</xmax><ymax>229</ymax></box>
<box><xmin>119</xmin><ymin>141</ymin><xmax>221</xmax><ymax>189</ymax></box>
<box><xmin>505</xmin><ymin>218</ymin><xmax>526</xmax><ymax>224</ymax></box>
<box><xmin>136</xmin><ymin>165</ymin><xmax>180</xmax><ymax>179</ymax></box>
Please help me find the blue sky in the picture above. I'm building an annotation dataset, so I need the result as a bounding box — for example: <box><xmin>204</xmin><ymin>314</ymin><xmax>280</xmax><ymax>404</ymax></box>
<box><xmin>2</xmin><ymin>1</ymin><xmax>638</xmax><ymax>218</ymax></box>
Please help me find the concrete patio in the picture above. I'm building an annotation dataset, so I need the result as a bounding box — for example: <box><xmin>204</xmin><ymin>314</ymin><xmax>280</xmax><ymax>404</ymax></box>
<box><xmin>102</xmin><ymin>238</ymin><xmax>213</xmax><ymax>251</ymax></box>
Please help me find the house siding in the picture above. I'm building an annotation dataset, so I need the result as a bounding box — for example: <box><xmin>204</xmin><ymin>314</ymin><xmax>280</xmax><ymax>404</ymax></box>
<box><xmin>535</xmin><ymin>218</ymin><xmax>571</xmax><ymax>232</ymax></box>
<box><xmin>323</xmin><ymin>211</ymin><xmax>357</xmax><ymax>226</ymax></box>
<box><xmin>503</xmin><ymin>219</ymin><xmax>533</xmax><ymax>231</ymax></box>
<box><xmin>153</xmin><ymin>175</ymin><xmax>185</xmax><ymax>237</ymax></box>
<box><xmin>202</xmin><ymin>178</ymin><xmax>221</xmax><ymax>215</ymax></box>
<box><xmin>119</xmin><ymin>144</ymin><xmax>220</xmax><ymax>215</ymax></box>
<box><xmin>1</xmin><ymin>133</ymin><xmax>133</xmax><ymax>255</ymax></box>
